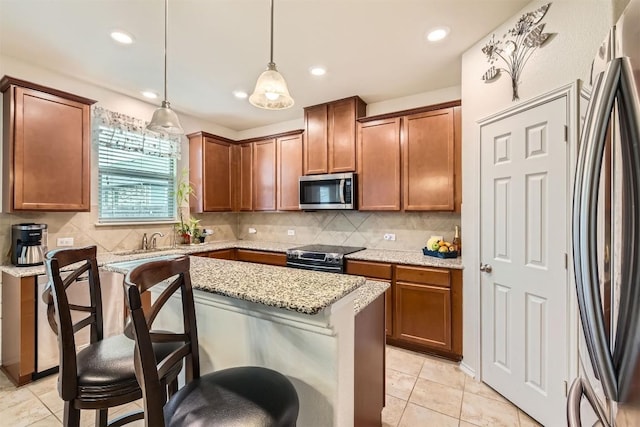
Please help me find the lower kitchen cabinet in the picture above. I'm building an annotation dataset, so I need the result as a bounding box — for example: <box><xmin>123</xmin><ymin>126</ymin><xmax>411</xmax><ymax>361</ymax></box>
<box><xmin>345</xmin><ymin>260</ymin><xmax>462</xmax><ymax>360</ymax></box>
<box><xmin>236</xmin><ymin>249</ymin><xmax>286</xmax><ymax>266</ymax></box>
<box><xmin>395</xmin><ymin>274</ymin><xmax>452</xmax><ymax>351</ymax></box>
<box><xmin>195</xmin><ymin>249</ymin><xmax>237</xmax><ymax>260</ymax></box>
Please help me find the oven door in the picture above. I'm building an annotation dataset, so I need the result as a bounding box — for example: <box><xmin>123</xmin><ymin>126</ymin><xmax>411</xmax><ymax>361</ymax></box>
<box><xmin>286</xmin><ymin>259</ymin><xmax>344</xmax><ymax>274</ymax></box>
<box><xmin>299</xmin><ymin>172</ymin><xmax>355</xmax><ymax>210</ymax></box>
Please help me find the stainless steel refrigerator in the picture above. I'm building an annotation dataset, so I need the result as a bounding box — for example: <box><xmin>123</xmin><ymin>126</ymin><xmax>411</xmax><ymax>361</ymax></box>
<box><xmin>569</xmin><ymin>0</ymin><xmax>640</xmax><ymax>425</ymax></box>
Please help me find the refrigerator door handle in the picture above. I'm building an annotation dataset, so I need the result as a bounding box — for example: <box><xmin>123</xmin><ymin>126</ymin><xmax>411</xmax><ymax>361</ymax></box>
<box><xmin>567</xmin><ymin>377</ymin><xmax>612</xmax><ymax>427</ymax></box>
<box><xmin>612</xmin><ymin>56</ymin><xmax>640</xmax><ymax>402</ymax></box>
<box><xmin>573</xmin><ymin>57</ymin><xmax>622</xmax><ymax>402</ymax></box>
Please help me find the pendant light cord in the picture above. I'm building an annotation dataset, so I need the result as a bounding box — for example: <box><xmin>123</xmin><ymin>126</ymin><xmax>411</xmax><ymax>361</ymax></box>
<box><xmin>164</xmin><ymin>0</ymin><xmax>169</xmax><ymax>102</ymax></box>
<box><xmin>269</xmin><ymin>0</ymin><xmax>274</xmax><ymax>65</ymax></box>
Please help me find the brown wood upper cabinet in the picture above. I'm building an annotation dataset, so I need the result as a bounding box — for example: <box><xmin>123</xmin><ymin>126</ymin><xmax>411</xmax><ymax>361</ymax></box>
<box><xmin>357</xmin><ymin>101</ymin><xmax>461</xmax><ymax>212</ymax></box>
<box><xmin>303</xmin><ymin>96</ymin><xmax>366</xmax><ymax>175</ymax></box>
<box><xmin>357</xmin><ymin>118</ymin><xmax>401</xmax><ymax>211</ymax></box>
<box><xmin>188</xmin><ymin>132</ymin><xmax>234</xmax><ymax>212</ymax></box>
<box><xmin>253</xmin><ymin>138</ymin><xmax>276</xmax><ymax>211</ymax></box>
<box><xmin>403</xmin><ymin>108</ymin><xmax>455</xmax><ymax>211</ymax></box>
<box><xmin>276</xmin><ymin>132</ymin><xmax>303</xmax><ymax>211</ymax></box>
<box><xmin>237</xmin><ymin>143</ymin><xmax>253</xmax><ymax>211</ymax></box>
<box><xmin>1</xmin><ymin>76</ymin><xmax>95</xmax><ymax>211</ymax></box>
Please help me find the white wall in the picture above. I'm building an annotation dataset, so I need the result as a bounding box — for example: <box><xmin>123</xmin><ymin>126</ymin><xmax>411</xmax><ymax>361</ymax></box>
<box><xmin>459</xmin><ymin>0</ymin><xmax>615</xmax><ymax>376</ymax></box>
<box><xmin>367</xmin><ymin>85</ymin><xmax>461</xmax><ymax>117</ymax></box>
<box><xmin>0</xmin><ymin>55</ymin><xmax>237</xmax><ymax>140</ymax></box>
<box><xmin>236</xmin><ymin>86</ymin><xmax>462</xmax><ymax>140</ymax></box>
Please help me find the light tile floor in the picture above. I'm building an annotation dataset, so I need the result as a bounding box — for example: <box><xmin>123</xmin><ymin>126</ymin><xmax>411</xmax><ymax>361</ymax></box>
<box><xmin>0</xmin><ymin>345</ymin><xmax>543</xmax><ymax>426</ymax></box>
<box><xmin>383</xmin><ymin>346</ymin><xmax>543</xmax><ymax>427</ymax></box>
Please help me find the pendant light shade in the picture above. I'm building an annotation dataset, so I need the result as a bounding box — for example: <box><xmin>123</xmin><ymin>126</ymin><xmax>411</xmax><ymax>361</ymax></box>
<box><xmin>147</xmin><ymin>0</ymin><xmax>184</xmax><ymax>134</ymax></box>
<box><xmin>249</xmin><ymin>0</ymin><xmax>294</xmax><ymax>110</ymax></box>
<box><xmin>147</xmin><ymin>100</ymin><xmax>183</xmax><ymax>134</ymax></box>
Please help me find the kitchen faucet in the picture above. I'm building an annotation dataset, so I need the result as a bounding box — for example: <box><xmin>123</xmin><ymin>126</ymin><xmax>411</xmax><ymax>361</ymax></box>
<box><xmin>149</xmin><ymin>232</ymin><xmax>164</xmax><ymax>249</ymax></box>
<box><xmin>141</xmin><ymin>233</ymin><xmax>148</xmax><ymax>250</ymax></box>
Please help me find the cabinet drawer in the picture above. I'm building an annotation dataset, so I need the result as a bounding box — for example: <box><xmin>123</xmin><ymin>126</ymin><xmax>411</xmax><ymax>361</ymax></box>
<box><xmin>395</xmin><ymin>265</ymin><xmax>450</xmax><ymax>287</ymax></box>
<box><xmin>196</xmin><ymin>249</ymin><xmax>236</xmax><ymax>260</ymax></box>
<box><xmin>236</xmin><ymin>249</ymin><xmax>286</xmax><ymax>266</ymax></box>
<box><xmin>345</xmin><ymin>260</ymin><xmax>392</xmax><ymax>280</ymax></box>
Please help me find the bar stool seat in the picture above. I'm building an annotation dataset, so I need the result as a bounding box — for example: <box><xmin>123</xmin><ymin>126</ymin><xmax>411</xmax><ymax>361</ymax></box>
<box><xmin>44</xmin><ymin>246</ymin><xmax>182</xmax><ymax>427</ymax></box>
<box><xmin>164</xmin><ymin>366</ymin><xmax>299</xmax><ymax>426</ymax></box>
<box><xmin>124</xmin><ymin>255</ymin><xmax>300</xmax><ymax>427</ymax></box>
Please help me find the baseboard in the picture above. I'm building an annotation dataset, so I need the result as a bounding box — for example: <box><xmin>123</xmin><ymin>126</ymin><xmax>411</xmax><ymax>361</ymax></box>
<box><xmin>459</xmin><ymin>361</ymin><xmax>476</xmax><ymax>379</ymax></box>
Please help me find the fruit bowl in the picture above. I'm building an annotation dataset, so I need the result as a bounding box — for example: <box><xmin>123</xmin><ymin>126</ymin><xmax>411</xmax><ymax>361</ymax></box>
<box><xmin>423</xmin><ymin>248</ymin><xmax>459</xmax><ymax>259</ymax></box>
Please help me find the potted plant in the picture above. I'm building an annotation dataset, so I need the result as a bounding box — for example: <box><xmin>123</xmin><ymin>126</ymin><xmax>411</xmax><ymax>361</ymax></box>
<box><xmin>175</xmin><ymin>170</ymin><xmax>195</xmax><ymax>245</ymax></box>
<box><xmin>187</xmin><ymin>217</ymin><xmax>201</xmax><ymax>244</ymax></box>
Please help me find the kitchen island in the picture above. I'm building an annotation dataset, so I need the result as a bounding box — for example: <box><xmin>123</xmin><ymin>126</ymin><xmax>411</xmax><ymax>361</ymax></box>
<box><xmin>105</xmin><ymin>255</ymin><xmax>388</xmax><ymax>427</ymax></box>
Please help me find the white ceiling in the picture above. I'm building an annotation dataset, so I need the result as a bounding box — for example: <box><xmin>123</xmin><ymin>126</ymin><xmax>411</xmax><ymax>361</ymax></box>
<box><xmin>0</xmin><ymin>0</ymin><xmax>530</xmax><ymax>131</ymax></box>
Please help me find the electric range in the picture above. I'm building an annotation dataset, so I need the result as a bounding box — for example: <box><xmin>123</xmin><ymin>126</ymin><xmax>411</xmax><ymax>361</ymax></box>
<box><xmin>285</xmin><ymin>244</ymin><xmax>366</xmax><ymax>274</ymax></box>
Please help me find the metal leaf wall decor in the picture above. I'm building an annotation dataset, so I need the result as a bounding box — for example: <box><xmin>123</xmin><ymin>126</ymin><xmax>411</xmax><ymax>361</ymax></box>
<box><xmin>481</xmin><ymin>3</ymin><xmax>554</xmax><ymax>101</ymax></box>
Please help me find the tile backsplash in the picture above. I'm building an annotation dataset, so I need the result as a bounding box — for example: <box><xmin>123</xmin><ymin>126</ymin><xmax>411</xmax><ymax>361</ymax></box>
<box><xmin>0</xmin><ymin>208</ymin><xmax>238</xmax><ymax>264</ymax></box>
<box><xmin>236</xmin><ymin>211</ymin><xmax>461</xmax><ymax>251</ymax></box>
<box><xmin>0</xmin><ymin>209</ymin><xmax>459</xmax><ymax>264</ymax></box>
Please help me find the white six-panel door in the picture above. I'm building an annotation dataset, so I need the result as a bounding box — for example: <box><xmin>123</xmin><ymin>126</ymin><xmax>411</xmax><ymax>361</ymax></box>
<box><xmin>480</xmin><ymin>95</ymin><xmax>568</xmax><ymax>426</ymax></box>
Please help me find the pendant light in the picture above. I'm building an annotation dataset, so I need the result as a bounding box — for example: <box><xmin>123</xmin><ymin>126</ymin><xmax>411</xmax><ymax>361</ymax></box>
<box><xmin>147</xmin><ymin>0</ymin><xmax>183</xmax><ymax>134</ymax></box>
<box><xmin>249</xmin><ymin>0</ymin><xmax>294</xmax><ymax>110</ymax></box>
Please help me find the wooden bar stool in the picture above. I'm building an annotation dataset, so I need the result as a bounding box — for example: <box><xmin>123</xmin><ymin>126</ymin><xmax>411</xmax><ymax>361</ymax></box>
<box><xmin>124</xmin><ymin>255</ymin><xmax>300</xmax><ymax>426</ymax></box>
<box><xmin>43</xmin><ymin>246</ymin><xmax>181</xmax><ymax>427</ymax></box>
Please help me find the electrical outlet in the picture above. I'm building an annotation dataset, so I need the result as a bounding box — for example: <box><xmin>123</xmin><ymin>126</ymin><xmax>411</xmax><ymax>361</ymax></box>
<box><xmin>248</xmin><ymin>228</ymin><xmax>257</xmax><ymax>234</ymax></box>
<box><xmin>383</xmin><ymin>233</ymin><xmax>396</xmax><ymax>241</ymax></box>
<box><xmin>57</xmin><ymin>237</ymin><xmax>74</xmax><ymax>247</ymax></box>
<box><xmin>287</xmin><ymin>229</ymin><xmax>295</xmax><ymax>236</ymax></box>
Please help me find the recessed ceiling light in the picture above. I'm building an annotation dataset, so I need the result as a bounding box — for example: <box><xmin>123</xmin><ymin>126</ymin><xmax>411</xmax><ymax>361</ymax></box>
<box><xmin>233</xmin><ymin>90</ymin><xmax>248</xmax><ymax>99</ymax></box>
<box><xmin>110</xmin><ymin>30</ymin><xmax>134</xmax><ymax>45</ymax></box>
<box><xmin>426</xmin><ymin>27</ymin><xmax>450</xmax><ymax>42</ymax></box>
<box><xmin>141</xmin><ymin>91</ymin><xmax>158</xmax><ymax>99</ymax></box>
<box><xmin>309</xmin><ymin>66</ymin><xmax>327</xmax><ymax>76</ymax></box>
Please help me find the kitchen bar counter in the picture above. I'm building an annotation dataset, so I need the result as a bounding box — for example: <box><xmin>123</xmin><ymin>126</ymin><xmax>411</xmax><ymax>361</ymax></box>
<box><xmin>105</xmin><ymin>255</ymin><xmax>366</xmax><ymax>315</ymax></box>
<box><xmin>109</xmin><ymin>255</ymin><xmax>386</xmax><ymax>426</ymax></box>
<box><xmin>0</xmin><ymin>239</ymin><xmax>462</xmax><ymax>277</ymax></box>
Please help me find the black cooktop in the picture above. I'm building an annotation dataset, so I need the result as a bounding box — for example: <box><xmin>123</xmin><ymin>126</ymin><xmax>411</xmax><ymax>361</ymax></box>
<box><xmin>288</xmin><ymin>244</ymin><xmax>366</xmax><ymax>255</ymax></box>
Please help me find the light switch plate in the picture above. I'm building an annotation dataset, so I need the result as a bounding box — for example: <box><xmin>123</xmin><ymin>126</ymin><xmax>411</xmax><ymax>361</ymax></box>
<box><xmin>57</xmin><ymin>237</ymin><xmax>74</xmax><ymax>247</ymax></box>
<box><xmin>287</xmin><ymin>229</ymin><xmax>295</xmax><ymax>236</ymax></box>
<box><xmin>383</xmin><ymin>233</ymin><xmax>396</xmax><ymax>241</ymax></box>
<box><xmin>248</xmin><ymin>228</ymin><xmax>257</xmax><ymax>234</ymax></box>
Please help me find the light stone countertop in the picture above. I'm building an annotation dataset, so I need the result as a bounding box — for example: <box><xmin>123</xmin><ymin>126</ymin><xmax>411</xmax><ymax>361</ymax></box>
<box><xmin>0</xmin><ymin>239</ymin><xmax>462</xmax><ymax>277</ymax></box>
<box><xmin>105</xmin><ymin>255</ymin><xmax>366</xmax><ymax>315</ymax></box>
<box><xmin>345</xmin><ymin>248</ymin><xmax>463</xmax><ymax>269</ymax></box>
<box><xmin>352</xmin><ymin>280</ymin><xmax>390</xmax><ymax>315</ymax></box>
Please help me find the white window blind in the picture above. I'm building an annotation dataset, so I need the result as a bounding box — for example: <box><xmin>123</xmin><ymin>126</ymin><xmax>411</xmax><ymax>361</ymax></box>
<box><xmin>93</xmin><ymin>107</ymin><xmax>181</xmax><ymax>223</ymax></box>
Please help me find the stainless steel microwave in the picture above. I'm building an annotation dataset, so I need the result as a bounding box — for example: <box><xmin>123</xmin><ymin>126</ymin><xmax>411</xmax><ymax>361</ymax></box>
<box><xmin>299</xmin><ymin>172</ymin><xmax>356</xmax><ymax>210</ymax></box>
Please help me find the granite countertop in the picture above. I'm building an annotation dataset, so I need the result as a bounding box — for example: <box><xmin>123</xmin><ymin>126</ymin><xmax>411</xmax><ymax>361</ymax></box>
<box><xmin>352</xmin><ymin>280</ymin><xmax>390</xmax><ymax>315</ymax></box>
<box><xmin>106</xmin><ymin>255</ymin><xmax>365</xmax><ymax>315</ymax></box>
<box><xmin>0</xmin><ymin>239</ymin><xmax>462</xmax><ymax>277</ymax></box>
<box><xmin>345</xmin><ymin>248</ymin><xmax>463</xmax><ymax>269</ymax></box>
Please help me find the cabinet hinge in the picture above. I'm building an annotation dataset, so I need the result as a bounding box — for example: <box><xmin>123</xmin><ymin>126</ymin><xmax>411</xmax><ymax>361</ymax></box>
<box><xmin>565</xmin><ymin>253</ymin><xmax>568</xmax><ymax>269</ymax></box>
<box><xmin>564</xmin><ymin>380</ymin><xmax>568</xmax><ymax>397</ymax></box>
<box><xmin>564</xmin><ymin>125</ymin><xmax>568</xmax><ymax>142</ymax></box>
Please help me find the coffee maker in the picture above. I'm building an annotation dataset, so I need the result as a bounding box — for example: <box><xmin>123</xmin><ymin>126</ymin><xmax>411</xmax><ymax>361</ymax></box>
<box><xmin>11</xmin><ymin>223</ymin><xmax>48</xmax><ymax>266</ymax></box>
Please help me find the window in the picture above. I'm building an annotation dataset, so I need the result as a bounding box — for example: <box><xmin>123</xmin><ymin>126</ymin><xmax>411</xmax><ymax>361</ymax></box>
<box><xmin>94</xmin><ymin>107</ymin><xmax>181</xmax><ymax>223</ymax></box>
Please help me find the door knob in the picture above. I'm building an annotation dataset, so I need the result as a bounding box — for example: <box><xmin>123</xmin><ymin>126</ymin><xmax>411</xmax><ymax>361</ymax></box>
<box><xmin>480</xmin><ymin>263</ymin><xmax>493</xmax><ymax>273</ymax></box>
